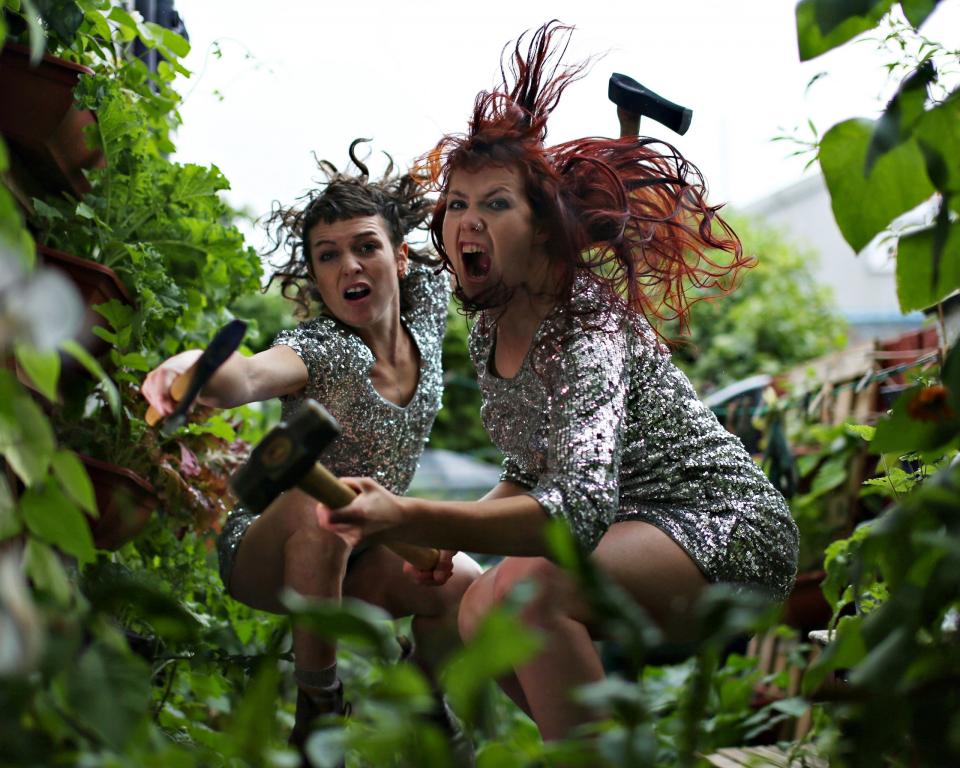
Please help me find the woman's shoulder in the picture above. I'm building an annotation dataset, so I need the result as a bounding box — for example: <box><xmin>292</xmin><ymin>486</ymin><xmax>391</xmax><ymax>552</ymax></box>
<box><xmin>273</xmin><ymin>314</ymin><xmax>341</xmax><ymax>346</ymax></box>
<box><xmin>401</xmin><ymin>261</ymin><xmax>450</xmax><ymax>339</ymax></box>
<box><xmin>467</xmin><ymin>313</ymin><xmax>494</xmax><ymax>366</ymax></box>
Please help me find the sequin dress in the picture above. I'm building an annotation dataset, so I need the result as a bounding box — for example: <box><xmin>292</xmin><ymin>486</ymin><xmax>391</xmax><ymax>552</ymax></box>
<box><xmin>217</xmin><ymin>264</ymin><xmax>449</xmax><ymax>586</ymax></box>
<box><xmin>471</xmin><ymin>278</ymin><xmax>799</xmax><ymax>600</ymax></box>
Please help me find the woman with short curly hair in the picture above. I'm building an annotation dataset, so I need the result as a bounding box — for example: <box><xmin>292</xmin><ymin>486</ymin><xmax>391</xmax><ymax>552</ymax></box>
<box><xmin>142</xmin><ymin>141</ymin><xmax>480</xmax><ymax>755</ymax></box>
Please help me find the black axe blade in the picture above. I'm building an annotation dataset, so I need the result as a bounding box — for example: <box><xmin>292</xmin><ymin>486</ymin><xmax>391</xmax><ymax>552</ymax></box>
<box><xmin>608</xmin><ymin>73</ymin><xmax>692</xmax><ymax>136</ymax></box>
<box><xmin>161</xmin><ymin>319</ymin><xmax>247</xmax><ymax>436</ymax></box>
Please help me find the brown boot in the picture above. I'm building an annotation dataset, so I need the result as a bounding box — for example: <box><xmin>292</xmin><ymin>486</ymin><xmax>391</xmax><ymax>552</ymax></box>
<box><xmin>289</xmin><ymin>680</ymin><xmax>349</xmax><ymax>765</ymax></box>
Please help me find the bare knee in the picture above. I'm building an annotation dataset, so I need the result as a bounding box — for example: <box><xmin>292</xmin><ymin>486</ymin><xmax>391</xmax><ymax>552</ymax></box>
<box><xmin>458</xmin><ymin>570</ymin><xmax>497</xmax><ymax>642</ymax></box>
<box><xmin>284</xmin><ymin>526</ymin><xmax>351</xmax><ymax>587</ymax></box>
<box><xmin>493</xmin><ymin>557</ymin><xmax>581</xmax><ymax>626</ymax></box>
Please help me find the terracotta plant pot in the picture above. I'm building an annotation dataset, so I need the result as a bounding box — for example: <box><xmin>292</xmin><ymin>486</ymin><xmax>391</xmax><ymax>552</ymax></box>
<box><xmin>783</xmin><ymin>569</ymin><xmax>832</xmax><ymax>633</ymax></box>
<box><xmin>0</xmin><ymin>42</ymin><xmax>105</xmax><ymax>198</ymax></box>
<box><xmin>80</xmin><ymin>454</ymin><xmax>159</xmax><ymax>550</ymax></box>
<box><xmin>38</xmin><ymin>244</ymin><xmax>134</xmax><ymax>359</ymax></box>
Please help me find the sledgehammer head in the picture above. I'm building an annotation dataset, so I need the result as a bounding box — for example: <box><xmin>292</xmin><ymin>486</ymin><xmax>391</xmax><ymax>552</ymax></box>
<box><xmin>230</xmin><ymin>399</ymin><xmax>341</xmax><ymax>513</ymax></box>
<box><xmin>608</xmin><ymin>72</ymin><xmax>692</xmax><ymax>137</ymax></box>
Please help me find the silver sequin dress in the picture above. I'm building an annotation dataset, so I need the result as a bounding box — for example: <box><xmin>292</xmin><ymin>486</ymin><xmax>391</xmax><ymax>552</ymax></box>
<box><xmin>471</xmin><ymin>278</ymin><xmax>799</xmax><ymax>600</ymax></box>
<box><xmin>217</xmin><ymin>264</ymin><xmax>449</xmax><ymax>586</ymax></box>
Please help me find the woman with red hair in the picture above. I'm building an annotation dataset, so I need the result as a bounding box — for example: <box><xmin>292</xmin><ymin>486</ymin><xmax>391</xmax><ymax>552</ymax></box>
<box><xmin>323</xmin><ymin>23</ymin><xmax>799</xmax><ymax>740</ymax></box>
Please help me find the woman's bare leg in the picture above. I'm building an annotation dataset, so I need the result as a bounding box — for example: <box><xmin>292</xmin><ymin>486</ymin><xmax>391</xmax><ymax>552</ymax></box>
<box><xmin>458</xmin><ymin>565</ymin><xmax>533</xmax><ymax>718</ymax></box>
<box><xmin>471</xmin><ymin>521</ymin><xmax>708</xmax><ymax>741</ymax></box>
<box><xmin>343</xmin><ymin>547</ymin><xmax>482</xmax><ymax>678</ymax></box>
<box><xmin>228</xmin><ymin>489</ymin><xmax>350</xmax><ymax>673</ymax></box>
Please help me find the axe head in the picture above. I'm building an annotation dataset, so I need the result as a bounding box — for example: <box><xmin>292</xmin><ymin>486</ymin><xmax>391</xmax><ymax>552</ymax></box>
<box><xmin>608</xmin><ymin>73</ymin><xmax>692</xmax><ymax>136</ymax></box>
<box><xmin>230</xmin><ymin>399</ymin><xmax>341</xmax><ymax>513</ymax></box>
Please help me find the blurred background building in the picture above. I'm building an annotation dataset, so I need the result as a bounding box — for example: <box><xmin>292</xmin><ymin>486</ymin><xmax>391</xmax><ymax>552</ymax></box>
<box><xmin>743</xmin><ymin>173</ymin><xmax>926</xmax><ymax>346</ymax></box>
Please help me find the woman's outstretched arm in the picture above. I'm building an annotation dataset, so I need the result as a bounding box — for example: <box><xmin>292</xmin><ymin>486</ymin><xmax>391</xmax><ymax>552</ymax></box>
<box><xmin>141</xmin><ymin>345</ymin><xmax>308</xmax><ymax>416</ymax></box>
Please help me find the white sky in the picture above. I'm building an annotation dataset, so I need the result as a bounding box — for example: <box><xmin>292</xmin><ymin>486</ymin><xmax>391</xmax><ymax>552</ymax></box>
<box><xmin>170</xmin><ymin>0</ymin><xmax>959</xmax><ymax>253</ymax></box>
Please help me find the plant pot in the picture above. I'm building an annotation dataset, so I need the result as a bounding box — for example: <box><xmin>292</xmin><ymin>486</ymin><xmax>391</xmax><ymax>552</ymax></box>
<box><xmin>0</xmin><ymin>42</ymin><xmax>105</xmax><ymax>199</ymax></box>
<box><xmin>79</xmin><ymin>454</ymin><xmax>159</xmax><ymax>550</ymax></box>
<box><xmin>38</xmin><ymin>245</ymin><xmax>134</xmax><ymax>360</ymax></box>
<box><xmin>783</xmin><ymin>569</ymin><xmax>832</xmax><ymax>634</ymax></box>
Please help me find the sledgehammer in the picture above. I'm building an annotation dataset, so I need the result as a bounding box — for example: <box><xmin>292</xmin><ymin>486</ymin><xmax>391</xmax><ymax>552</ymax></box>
<box><xmin>608</xmin><ymin>72</ymin><xmax>692</xmax><ymax>138</ymax></box>
<box><xmin>230</xmin><ymin>398</ymin><xmax>441</xmax><ymax>571</ymax></box>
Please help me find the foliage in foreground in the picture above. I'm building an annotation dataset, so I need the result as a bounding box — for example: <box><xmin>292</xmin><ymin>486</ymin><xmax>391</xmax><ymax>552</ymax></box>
<box><xmin>3</xmin><ymin>1</ymin><xmax>960</xmax><ymax>767</ymax></box>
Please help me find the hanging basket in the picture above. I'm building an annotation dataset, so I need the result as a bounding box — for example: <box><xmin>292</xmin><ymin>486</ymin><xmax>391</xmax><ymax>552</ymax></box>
<box><xmin>0</xmin><ymin>42</ymin><xmax>105</xmax><ymax>199</ymax></box>
<box><xmin>37</xmin><ymin>244</ymin><xmax>134</xmax><ymax>360</ymax></box>
<box><xmin>80</xmin><ymin>454</ymin><xmax>159</xmax><ymax>550</ymax></box>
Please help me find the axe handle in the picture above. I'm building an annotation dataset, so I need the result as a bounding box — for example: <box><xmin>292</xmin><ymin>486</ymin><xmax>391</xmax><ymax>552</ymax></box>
<box><xmin>145</xmin><ymin>368</ymin><xmax>194</xmax><ymax>427</ymax></box>
<box><xmin>617</xmin><ymin>106</ymin><xmax>640</xmax><ymax>139</ymax></box>
<box><xmin>299</xmin><ymin>463</ymin><xmax>442</xmax><ymax>571</ymax></box>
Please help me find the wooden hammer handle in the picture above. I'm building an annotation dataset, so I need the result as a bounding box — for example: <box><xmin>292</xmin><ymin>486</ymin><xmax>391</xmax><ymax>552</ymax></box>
<box><xmin>145</xmin><ymin>367</ymin><xmax>194</xmax><ymax>427</ymax></box>
<box><xmin>299</xmin><ymin>463</ymin><xmax>441</xmax><ymax>571</ymax></box>
<box><xmin>617</xmin><ymin>106</ymin><xmax>640</xmax><ymax>139</ymax></box>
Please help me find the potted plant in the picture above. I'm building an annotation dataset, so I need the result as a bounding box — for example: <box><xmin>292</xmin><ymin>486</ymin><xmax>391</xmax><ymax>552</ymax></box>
<box><xmin>783</xmin><ymin>422</ymin><xmax>878</xmax><ymax>632</ymax></box>
<box><xmin>37</xmin><ymin>243</ymin><xmax>134</xmax><ymax>360</ymax></box>
<box><xmin>0</xmin><ymin>41</ymin><xmax>104</xmax><ymax>199</ymax></box>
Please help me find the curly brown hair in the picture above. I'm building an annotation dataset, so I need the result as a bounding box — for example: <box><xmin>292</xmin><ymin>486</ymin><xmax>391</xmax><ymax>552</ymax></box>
<box><xmin>265</xmin><ymin>139</ymin><xmax>437</xmax><ymax>317</ymax></box>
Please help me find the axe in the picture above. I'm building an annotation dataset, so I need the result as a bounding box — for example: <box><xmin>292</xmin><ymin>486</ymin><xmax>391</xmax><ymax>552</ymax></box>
<box><xmin>230</xmin><ymin>398</ymin><xmax>441</xmax><ymax>571</ymax></box>
<box><xmin>145</xmin><ymin>319</ymin><xmax>247</xmax><ymax>435</ymax></box>
<box><xmin>608</xmin><ymin>72</ymin><xmax>692</xmax><ymax>138</ymax></box>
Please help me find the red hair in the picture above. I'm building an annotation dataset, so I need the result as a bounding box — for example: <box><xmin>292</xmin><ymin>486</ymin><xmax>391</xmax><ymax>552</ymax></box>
<box><xmin>419</xmin><ymin>21</ymin><xmax>750</xmax><ymax>333</ymax></box>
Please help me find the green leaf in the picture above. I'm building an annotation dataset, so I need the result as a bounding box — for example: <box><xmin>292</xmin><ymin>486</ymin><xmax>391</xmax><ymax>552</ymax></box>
<box><xmin>901</xmin><ymin>0</ymin><xmax>943</xmax><ymax>27</ymax></box>
<box><xmin>147</xmin><ymin>21</ymin><xmax>190</xmax><ymax>57</ymax></box>
<box><xmin>13</xmin><ymin>343</ymin><xmax>60</xmax><ymax>402</ymax></box>
<box><xmin>66</xmin><ymin>644</ymin><xmax>152</xmax><ymax>750</ymax></box>
<box><xmin>18</xmin><ymin>0</ymin><xmax>46</xmax><ymax>63</ymax></box>
<box><xmin>896</xmin><ymin>219</ymin><xmax>960</xmax><ymax>312</ymax></box>
<box><xmin>106</xmin><ymin>5</ymin><xmax>141</xmax><ymax>33</ymax></box>
<box><xmin>864</xmin><ymin>61</ymin><xmax>936</xmax><ymax>174</ymax></box>
<box><xmin>31</xmin><ymin>198</ymin><xmax>64</xmax><ymax>221</ymax></box>
<box><xmin>60</xmin><ymin>340</ymin><xmax>120</xmax><ymax>418</ymax></box>
<box><xmin>223</xmin><ymin>662</ymin><xmax>282</xmax><ymax>761</ymax></box>
<box><xmin>914</xmin><ymin>94</ymin><xmax>960</xmax><ymax>195</ymax></box>
<box><xmin>845</xmin><ymin>424</ymin><xmax>876</xmax><ymax>441</ymax></box>
<box><xmin>0</xmin><ymin>473</ymin><xmax>23</xmax><ymax>541</ymax></box>
<box><xmin>21</xmin><ymin>482</ymin><xmax>96</xmax><ymax>565</ymax></box>
<box><xmin>820</xmin><ymin>118</ymin><xmax>936</xmax><ymax>252</ymax></box>
<box><xmin>23</xmin><ymin>538</ymin><xmax>71</xmax><ymax>605</ymax></box>
<box><xmin>83</xmin><ymin>565</ymin><xmax>202</xmax><ymax>642</ymax></box>
<box><xmin>282</xmin><ymin>591</ymin><xmax>396</xmax><ymax>657</ymax></box>
<box><xmin>75</xmin><ymin>201</ymin><xmax>96</xmax><ymax>220</ymax></box>
<box><xmin>848</xmin><ymin>623</ymin><xmax>913</xmax><ymax>688</ymax></box>
<box><xmin>0</xmin><ymin>370</ymin><xmax>55</xmax><ymax>485</ymax></box>
<box><xmin>770</xmin><ymin>696</ymin><xmax>811</xmax><ymax>718</ymax></box>
<box><xmin>116</xmin><ymin>352</ymin><xmax>150</xmax><ymax>372</ymax></box>
<box><xmin>796</xmin><ymin>0</ymin><xmax>895</xmax><ymax>61</ymax></box>
<box><xmin>803</xmin><ymin>615</ymin><xmax>866</xmax><ymax>695</ymax></box>
<box><xmin>51</xmin><ymin>450</ymin><xmax>97</xmax><ymax>517</ymax></box>
<box><xmin>92</xmin><ymin>298</ymin><xmax>135</xmax><ymax>332</ymax></box>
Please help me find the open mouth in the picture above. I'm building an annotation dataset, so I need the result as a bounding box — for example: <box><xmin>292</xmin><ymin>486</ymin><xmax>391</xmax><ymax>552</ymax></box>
<box><xmin>343</xmin><ymin>284</ymin><xmax>372</xmax><ymax>302</ymax></box>
<box><xmin>461</xmin><ymin>245</ymin><xmax>491</xmax><ymax>280</ymax></box>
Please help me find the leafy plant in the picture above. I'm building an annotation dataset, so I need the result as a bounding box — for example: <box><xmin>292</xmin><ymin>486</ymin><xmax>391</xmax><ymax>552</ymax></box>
<box><xmin>669</xmin><ymin>213</ymin><xmax>847</xmax><ymax>393</ymax></box>
<box><xmin>791</xmin><ymin>3</ymin><xmax>960</xmax><ymax>764</ymax></box>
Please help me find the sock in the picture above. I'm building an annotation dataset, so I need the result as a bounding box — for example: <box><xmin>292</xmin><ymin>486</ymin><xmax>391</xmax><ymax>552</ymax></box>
<box><xmin>295</xmin><ymin>664</ymin><xmax>339</xmax><ymax>700</ymax></box>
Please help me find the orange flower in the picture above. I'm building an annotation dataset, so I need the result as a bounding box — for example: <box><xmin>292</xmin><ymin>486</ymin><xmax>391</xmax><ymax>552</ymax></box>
<box><xmin>907</xmin><ymin>385</ymin><xmax>956</xmax><ymax>422</ymax></box>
